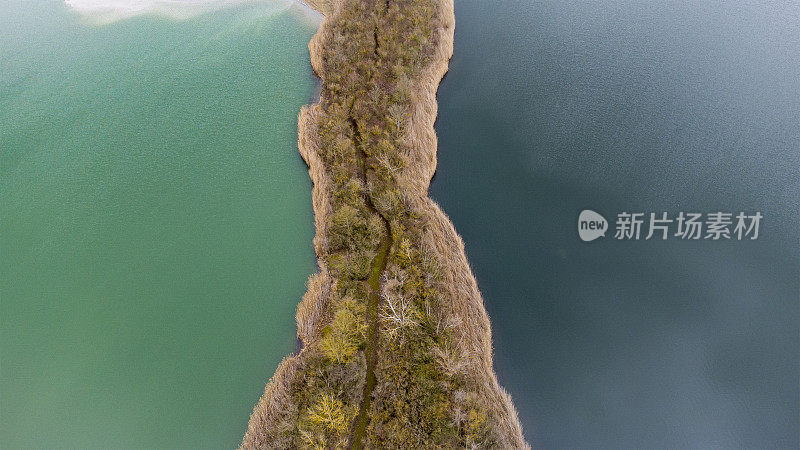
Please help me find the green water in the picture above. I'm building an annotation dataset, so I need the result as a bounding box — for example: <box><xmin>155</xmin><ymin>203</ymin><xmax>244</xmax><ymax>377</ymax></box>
<box><xmin>1</xmin><ymin>1</ymin><xmax>318</xmax><ymax>447</ymax></box>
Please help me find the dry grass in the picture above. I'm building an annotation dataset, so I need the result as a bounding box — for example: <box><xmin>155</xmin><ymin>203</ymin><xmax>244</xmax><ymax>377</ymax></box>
<box><xmin>241</xmin><ymin>356</ymin><xmax>301</xmax><ymax>448</ymax></box>
<box><xmin>242</xmin><ymin>0</ymin><xmax>528</xmax><ymax>446</ymax></box>
<box><xmin>296</xmin><ymin>270</ymin><xmax>333</xmax><ymax>343</ymax></box>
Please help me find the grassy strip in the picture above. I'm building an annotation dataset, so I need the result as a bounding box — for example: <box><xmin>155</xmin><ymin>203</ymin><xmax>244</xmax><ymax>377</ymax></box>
<box><xmin>349</xmin><ymin>228</ymin><xmax>390</xmax><ymax>449</ymax></box>
<box><xmin>240</xmin><ymin>0</ymin><xmax>529</xmax><ymax>446</ymax></box>
<box><xmin>347</xmin><ymin>111</ymin><xmax>393</xmax><ymax>449</ymax></box>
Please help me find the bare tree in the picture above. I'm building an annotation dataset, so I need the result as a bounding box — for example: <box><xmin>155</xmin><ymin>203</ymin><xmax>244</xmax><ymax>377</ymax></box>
<box><xmin>388</xmin><ymin>103</ymin><xmax>407</xmax><ymax>131</ymax></box>
<box><xmin>379</xmin><ymin>290</ymin><xmax>418</xmax><ymax>340</ymax></box>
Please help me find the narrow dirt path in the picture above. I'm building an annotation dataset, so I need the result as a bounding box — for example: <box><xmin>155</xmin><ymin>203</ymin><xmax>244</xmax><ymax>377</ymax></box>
<box><xmin>347</xmin><ymin>115</ymin><xmax>392</xmax><ymax>449</ymax></box>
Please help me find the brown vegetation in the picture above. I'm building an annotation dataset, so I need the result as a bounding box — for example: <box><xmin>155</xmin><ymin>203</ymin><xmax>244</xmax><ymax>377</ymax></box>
<box><xmin>241</xmin><ymin>0</ymin><xmax>528</xmax><ymax>447</ymax></box>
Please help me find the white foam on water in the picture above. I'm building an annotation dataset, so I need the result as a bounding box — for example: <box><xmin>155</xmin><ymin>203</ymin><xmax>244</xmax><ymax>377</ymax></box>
<box><xmin>64</xmin><ymin>0</ymin><xmax>318</xmax><ymax>24</ymax></box>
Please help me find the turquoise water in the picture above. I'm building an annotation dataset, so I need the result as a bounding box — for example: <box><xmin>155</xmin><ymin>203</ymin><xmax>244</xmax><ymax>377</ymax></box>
<box><xmin>432</xmin><ymin>1</ymin><xmax>799</xmax><ymax>447</ymax></box>
<box><xmin>1</xmin><ymin>1</ymin><xmax>318</xmax><ymax>447</ymax></box>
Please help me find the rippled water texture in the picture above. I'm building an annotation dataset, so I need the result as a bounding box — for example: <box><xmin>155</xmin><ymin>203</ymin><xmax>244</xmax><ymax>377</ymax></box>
<box><xmin>1</xmin><ymin>1</ymin><xmax>318</xmax><ymax>447</ymax></box>
<box><xmin>432</xmin><ymin>1</ymin><xmax>799</xmax><ymax>447</ymax></box>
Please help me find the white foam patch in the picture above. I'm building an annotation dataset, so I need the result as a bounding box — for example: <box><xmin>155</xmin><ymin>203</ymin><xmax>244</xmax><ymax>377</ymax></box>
<box><xmin>64</xmin><ymin>0</ymin><xmax>311</xmax><ymax>24</ymax></box>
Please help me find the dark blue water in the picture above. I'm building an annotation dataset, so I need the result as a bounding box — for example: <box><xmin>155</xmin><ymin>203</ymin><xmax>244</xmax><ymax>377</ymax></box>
<box><xmin>432</xmin><ymin>1</ymin><xmax>799</xmax><ymax>447</ymax></box>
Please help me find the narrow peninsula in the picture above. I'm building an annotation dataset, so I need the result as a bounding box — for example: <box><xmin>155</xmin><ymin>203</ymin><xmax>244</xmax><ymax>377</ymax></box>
<box><xmin>242</xmin><ymin>0</ymin><xmax>527</xmax><ymax>446</ymax></box>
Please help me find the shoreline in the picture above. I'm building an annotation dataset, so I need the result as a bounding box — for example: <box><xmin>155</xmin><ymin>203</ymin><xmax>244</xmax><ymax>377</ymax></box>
<box><xmin>65</xmin><ymin>0</ymin><xmax>323</xmax><ymax>25</ymax></box>
<box><xmin>242</xmin><ymin>0</ymin><xmax>527</xmax><ymax>446</ymax></box>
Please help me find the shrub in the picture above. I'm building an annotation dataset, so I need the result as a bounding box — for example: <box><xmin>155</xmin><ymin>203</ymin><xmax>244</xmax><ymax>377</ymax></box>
<box><xmin>321</xmin><ymin>299</ymin><xmax>367</xmax><ymax>363</ymax></box>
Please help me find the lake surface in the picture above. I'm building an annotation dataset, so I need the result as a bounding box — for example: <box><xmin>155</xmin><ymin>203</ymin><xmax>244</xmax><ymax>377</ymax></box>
<box><xmin>1</xmin><ymin>1</ymin><xmax>318</xmax><ymax>447</ymax></box>
<box><xmin>431</xmin><ymin>1</ymin><xmax>799</xmax><ymax>448</ymax></box>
